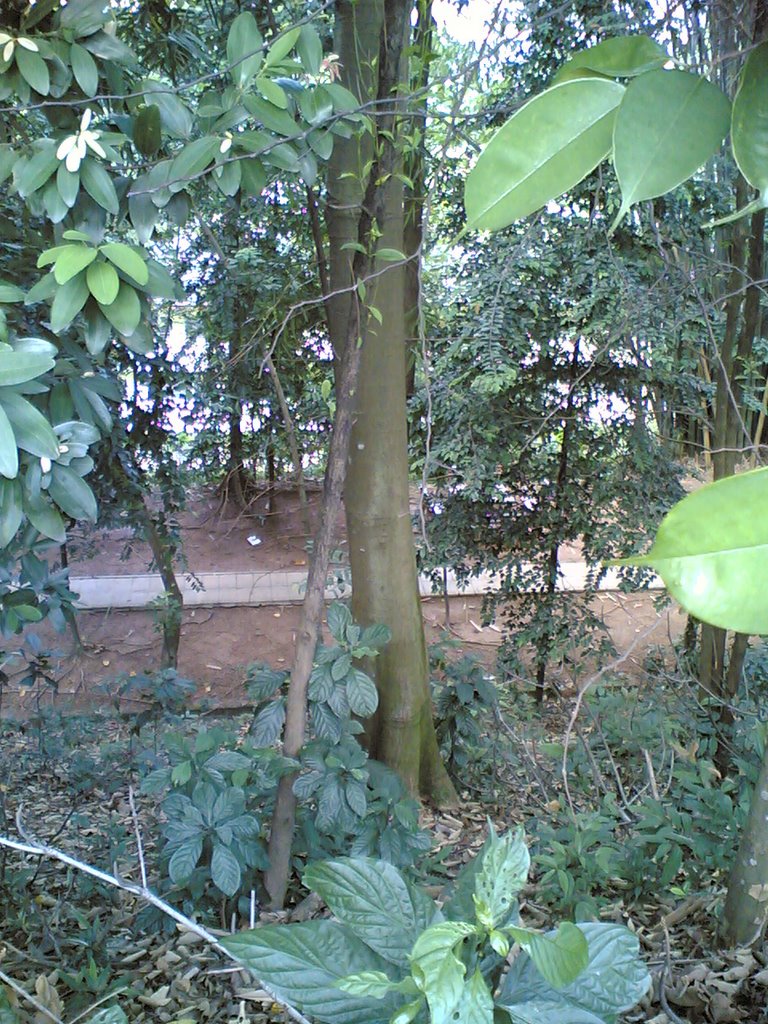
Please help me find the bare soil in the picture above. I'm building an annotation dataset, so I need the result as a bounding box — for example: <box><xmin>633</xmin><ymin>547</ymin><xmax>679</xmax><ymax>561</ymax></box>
<box><xmin>3</xmin><ymin>485</ymin><xmax>685</xmax><ymax>713</ymax></box>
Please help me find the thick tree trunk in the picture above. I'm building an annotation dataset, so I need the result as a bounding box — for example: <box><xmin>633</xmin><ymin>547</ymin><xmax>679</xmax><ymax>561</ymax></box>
<box><xmin>264</xmin><ymin>0</ymin><xmax>421</xmax><ymax>908</ymax></box>
<box><xmin>326</xmin><ymin>0</ymin><xmax>456</xmax><ymax>803</ymax></box>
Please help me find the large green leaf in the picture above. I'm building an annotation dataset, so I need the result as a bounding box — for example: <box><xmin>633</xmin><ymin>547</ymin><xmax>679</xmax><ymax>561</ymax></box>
<box><xmin>0</xmin><ymin>403</ymin><xmax>18</xmax><ymax>479</ymax></box>
<box><xmin>141</xmin><ymin>79</ymin><xmax>193</xmax><ymax>139</ymax></box>
<box><xmin>211</xmin><ymin>843</ymin><xmax>241</xmax><ymax>896</ymax></box>
<box><xmin>611</xmin><ymin>70</ymin><xmax>730</xmax><ymax>231</ymax></box>
<box><xmin>26</xmin><ymin>500</ymin><xmax>66</xmax><ymax>542</ymax></box>
<box><xmin>507</xmin><ymin>924</ymin><xmax>588</xmax><ymax>990</ymax></box>
<box><xmin>222</xmin><ymin>920</ymin><xmax>398</xmax><ymax>1024</ymax></box>
<box><xmin>128</xmin><ymin>188</ymin><xmax>159</xmax><ymax>244</ymax></box>
<box><xmin>498</xmin><ymin>923</ymin><xmax>650</xmax><ymax>1023</ymax></box>
<box><xmin>48</xmin><ymin>463</ymin><xmax>97</xmax><ymax>521</ymax></box>
<box><xmin>242</xmin><ymin>93</ymin><xmax>298</xmax><ymax>136</ymax></box>
<box><xmin>465</xmin><ymin>79</ymin><xmax>625</xmax><ymax>231</ymax></box>
<box><xmin>303</xmin><ymin>858</ymin><xmax>440</xmax><ymax>968</ymax></box>
<box><xmin>0</xmin><ymin>390</ymin><xmax>60</xmax><ymax>459</ymax></box>
<box><xmin>50</xmin><ymin>272</ymin><xmax>90</xmax><ymax>332</ymax></box>
<box><xmin>16</xmin><ymin>46</ymin><xmax>50</xmax><ymax>95</ymax></box>
<box><xmin>452</xmin><ymin>970</ymin><xmax>493</xmax><ymax>1024</ymax></box>
<box><xmin>80</xmin><ymin>158</ymin><xmax>120</xmax><ymax>214</ymax></box>
<box><xmin>0</xmin><ymin>478</ymin><xmax>23</xmax><ymax>544</ymax></box>
<box><xmin>297</xmin><ymin>24</ymin><xmax>323</xmax><ymax>76</ymax></box>
<box><xmin>169</xmin><ymin>137</ymin><xmax>220</xmax><ymax>190</ymax></box>
<box><xmin>473</xmin><ymin>826</ymin><xmax>530</xmax><ymax>929</ymax></box>
<box><xmin>98</xmin><ymin>282</ymin><xmax>141</xmax><ymax>336</ymax></box>
<box><xmin>732</xmin><ymin>41</ymin><xmax>768</xmax><ymax>192</ymax></box>
<box><xmin>227</xmin><ymin>11</ymin><xmax>263</xmax><ymax>87</ymax></box>
<box><xmin>86</xmin><ymin>261</ymin><xmax>120</xmax><ymax>305</ymax></box>
<box><xmin>553</xmin><ymin>36</ymin><xmax>669</xmax><ymax>84</ymax></box>
<box><xmin>0</xmin><ymin>349</ymin><xmax>55</xmax><ymax>386</ymax></box>
<box><xmin>70</xmin><ymin>41</ymin><xmax>98</xmax><ymax>97</ymax></box>
<box><xmin>133</xmin><ymin>103</ymin><xmax>162</xmax><ymax>156</ymax></box>
<box><xmin>56</xmin><ymin>163</ymin><xmax>80</xmax><ymax>207</ymax></box>
<box><xmin>256</xmin><ymin>76</ymin><xmax>289</xmax><ymax>110</ymax></box>
<box><xmin>264</xmin><ymin>27</ymin><xmax>300</xmax><ymax>69</ymax></box>
<box><xmin>52</xmin><ymin>244</ymin><xmax>97</xmax><ymax>284</ymax></box>
<box><xmin>612</xmin><ymin>467</ymin><xmax>768</xmax><ymax>634</ymax></box>
<box><xmin>100</xmin><ymin>242</ymin><xmax>149</xmax><ymax>285</ymax></box>
<box><xmin>410</xmin><ymin>921</ymin><xmax>477</xmax><ymax>1024</ymax></box>
<box><xmin>15</xmin><ymin>142</ymin><xmax>58</xmax><ymax>197</ymax></box>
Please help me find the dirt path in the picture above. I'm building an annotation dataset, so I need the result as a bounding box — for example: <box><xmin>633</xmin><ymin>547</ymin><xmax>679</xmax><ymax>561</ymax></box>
<box><xmin>4</xmin><ymin>487</ymin><xmax>685</xmax><ymax>713</ymax></box>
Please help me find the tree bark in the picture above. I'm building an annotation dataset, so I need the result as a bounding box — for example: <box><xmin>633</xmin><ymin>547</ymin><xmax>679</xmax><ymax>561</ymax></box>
<box><xmin>723</xmin><ymin>747</ymin><xmax>768</xmax><ymax>945</ymax></box>
<box><xmin>326</xmin><ymin>0</ymin><xmax>456</xmax><ymax>803</ymax></box>
<box><xmin>264</xmin><ymin>0</ymin><xmax>420</xmax><ymax>909</ymax></box>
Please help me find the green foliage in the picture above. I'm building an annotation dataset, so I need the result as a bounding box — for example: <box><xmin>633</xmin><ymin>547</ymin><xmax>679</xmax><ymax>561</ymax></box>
<box><xmin>464</xmin><ymin>77</ymin><xmax>625</xmax><ymax>231</ymax></box>
<box><xmin>613</xmin><ymin>467</ymin><xmax>768</xmax><ymax>635</ymax></box>
<box><xmin>465</xmin><ymin>33</ymin><xmax>731</xmax><ymax>234</ymax></box>
<box><xmin>430</xmin><ymin>644</ymin><xmax>498</xmax><ymax>781</ymax></box>
<box><xmin>222</xmin><ymin>826</ymin><xmax>650</xmax><ymax>1024</ymax></box>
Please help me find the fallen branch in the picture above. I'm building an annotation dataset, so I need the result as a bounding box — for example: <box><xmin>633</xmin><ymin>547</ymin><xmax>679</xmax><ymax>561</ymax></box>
<box><xmin>0</xmin><ymin>823</ymin><xmax>311</xmax><ymax>1024</ymax></box>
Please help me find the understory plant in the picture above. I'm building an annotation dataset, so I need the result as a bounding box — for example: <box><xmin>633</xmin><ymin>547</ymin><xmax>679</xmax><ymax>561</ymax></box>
<box><xmin>142</xmin><ymin>603</ymin><xmax>428</xmax><ymax>913</ymax></box>
<box><xmin>223</xmin><ymin>824</ymin><xmax>650</xmax><ymax>1024</ymax></box>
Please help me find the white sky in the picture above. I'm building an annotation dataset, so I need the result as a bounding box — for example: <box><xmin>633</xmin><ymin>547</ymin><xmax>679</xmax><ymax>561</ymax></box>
<box><xmin>433</xmin><ymin>0</ymin><xmax>503</xmax><ymax>45</ymax></box>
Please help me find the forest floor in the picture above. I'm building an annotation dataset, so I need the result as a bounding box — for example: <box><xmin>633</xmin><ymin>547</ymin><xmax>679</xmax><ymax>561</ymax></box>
<box><xmin>4</xmin><ymin>483</ymin><xmax>686</xmax><ymax>712</ymax></box>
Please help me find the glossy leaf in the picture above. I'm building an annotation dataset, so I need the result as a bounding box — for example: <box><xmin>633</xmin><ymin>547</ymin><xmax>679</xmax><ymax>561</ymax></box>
<box><xmin>264</xmin><ymin>27</ymin><xmax>301</xmax><ymax>68</ymax></box>
<box><xmin>465</xmin><ymin>79</ymin><xmax>625</xmax><ymax>231</ymax></box>
<box><xmin>297</xmin><ymin>24</ymin><xmax>323</xmax><ymax>76</ymax></box>
<box><xmin>498</xmin><ymin>923</ymin><xmax>650</xmax><ymax>1023</ymax></box>
<box><xmin>0</xmin><ymin>391</ymin><xmax>60</xmax><ymax>459</ymax></box>
<box><xmin>553</xmin><ymin>36</ymin><xmax>669</xmax><ymax>84</ymax></box>
<box><xmin>611</xmin><ymin>70</ymin><xmax>730</xmax><ymax>230</ymax></box>
<box><xmin>612</xmin><ymin>467</ymin><xmax>768</xmax><ymax>634</ymax></box>
<box><xmin>0</xmin><ymin>478</ymin><xmax>23</xmax><ymax>544</ymax></box>
<box><xmin>50</xmin><ymin>273</ymin><xmax>90</xmax><ymax>332</ymax></box>
<box><xmin>83</xmin><ymin>301</ymin><xmax>113</xmax><ymax>354</ymax></box>
<box><xmin>227</xmin><ymin>12</ymin><xmax>263</xmax><ymax>87</ymax></box>
<box><xmin>48</xmin><ymin>464</ymin><xmax>97</xmax><ymax>521</ymax></box>
<box><xmin>100</xmin><ymin>242</ymin><xmax>149</xmax><ymax>285</ymax></box>
<box><xmin>16</xmin><ymin>46</ymin><xmax>50</xmax><ymax>95</ymax></box>
<box><xmin>170</xmin><ymin>137</ymin><xmax>220</xmax><ymax>190</ymax></box>
<box><xmin>223</xmin><ymin>920</ymin><xmax>398</xmax><ymax>1024</ymax></box>
<box><xmin>80</xmin><ymin>159</ymin><xmax>120</xmax><ymax>214</ymax></box>
<box><xmin>0</xmin><ymin>349</ymin><xmax>55</xmax><ymax>386</ymax></box>
<box><xmin>70</xmin><ymin>42</ymin><xmax>98</xmax><ymax>97</ymax></box>
<box><xmin>242</xmin><ymin>93</ymin><xmax>298</xmax><ymax>136</ymax></box>
<box><xmin>256</xmin><ymin>76</ymin><xmax>288</xmax><ymax>110</ymax></box>
<box><xmin>52</xmin><ymin>244</ymin><xmax>97</xmax><ymax>284</ymax></box>
<box><xmin>128</xmin><ymin>188</ymin><xmax>158</xmax><ymax>244</ymax></box>
<box><xmin>240</xmin><ymin>157</ymin><xmax>266</xmax><ymax>197</ymax></box>
<box><xmin>26</xmin><ymin>500</ymin><xmax>66</xmax><ymax>542</ymax></box>
<box><xmin>15</xmin><ymin>143</ymin><xmax>58</xmax><ymax>197</ymax></box>
<box><xmin>0</xmin><ymin>404</ymin><xmax>17</xmax><ymax>479</ymax></box>
<box><xmin>98</xmin><ymin>282</ymin><xmax>141</xmax><ymax>336</ymax></box>
<box><xmin>133</xmin><ymin>103</ymin><xmax>163</xmax><ymax>156</ymax></box>
<box><xmin>86</xmin><ymin>261</ymin><xmax>120</xmax><ymax>305</ymax></box>
<box><xmin>508</xmin><ymin>923</ymin><xmax>589</xmax><ymax>990</ymax></box>
<box><xmin>141</xmin><ymin>79</ymin><xmax>193</xmax><ymax>139</ymax></box>
<box><xmin>303</xmin><ymin>858</ymin><xmax>439</xmax><ymax>968</ymax></box>
<box><xmin>56</xmin><ymin>163</ymin><xmax>80</xmax><ymax>207</ymax></box>
<box><xmin>716</xmin><ymin>39</ymin><xmax>768</xmax><ymax>225</ymax></box>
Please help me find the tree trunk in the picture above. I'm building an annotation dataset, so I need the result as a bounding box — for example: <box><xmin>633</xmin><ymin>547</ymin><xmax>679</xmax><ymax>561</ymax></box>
<box><xmin>723</xmin><ymin>746</ymin><xmax>768</xmax><ymax>945</ymax></box>
<box><xmin>264</xmin><ymin>0</ymin><xmax>419</xmax><ymax>908</ymax></box>
<box><xmin>326</xmin><ymin>0</ymin><xmax>456</xmax><ymax>803</ymax></box>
